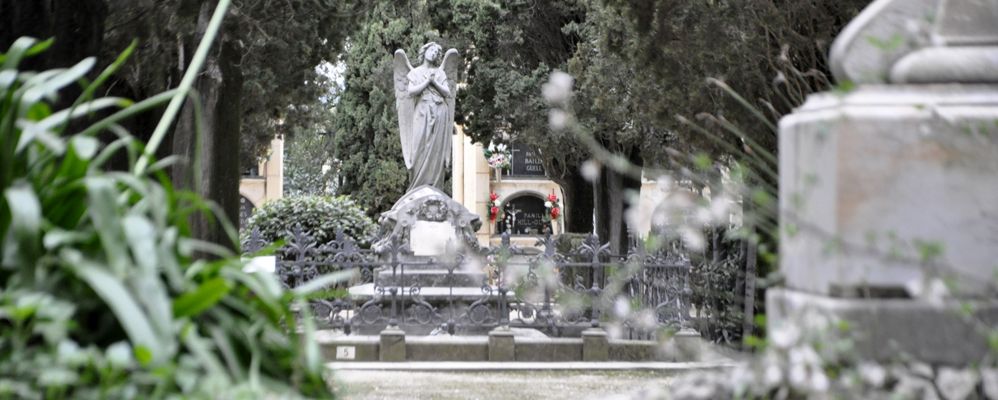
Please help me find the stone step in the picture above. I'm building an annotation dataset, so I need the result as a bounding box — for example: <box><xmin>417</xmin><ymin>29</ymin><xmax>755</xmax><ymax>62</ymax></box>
<box><xmin>316</xmin><ymin>329</ymin><xmax>712</xmax><ymax>362</ymax></box>
<box><xmin>376</xmin><ymin>269</ymin><xmax>487</xmax><ymax>288</ymax></box>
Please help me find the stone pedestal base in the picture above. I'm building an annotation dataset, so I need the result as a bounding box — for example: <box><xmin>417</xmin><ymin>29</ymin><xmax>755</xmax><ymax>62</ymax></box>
<box><xmin>488</xmin><ymin>327</ymin><xmax>515</xmax><ymax>361</ymax></box>
<box><xmin>780</xmin><ymin>85</ymin><xmax>998</xmax><ymax>297</ymax></box>
<box><xmin>582</xmin><ymin>328</ymin><xmax>609</xmax><ymax>361</ymax></box>
<box><xmin>767</xmin><ymin>288</ymin><xmax>998</xmax><ymax>366</ymax></box>
<box><xmin>379</xmin><ymin>327</ymin><xmax>406</xmax><ymax>362</ymax></box>
<box><xmin>373</xmin><ymin>185</ymin><xmax>482</xmax><ymax>256</ymax></box>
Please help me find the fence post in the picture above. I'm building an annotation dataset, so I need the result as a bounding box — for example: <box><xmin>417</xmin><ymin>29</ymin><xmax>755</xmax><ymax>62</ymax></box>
<box><xmin>488</xmin><ymin>327</ymin><xmax>515</xmax><ymax>361</ymax></box>
<box><xmin>379</xmin><ymin>235</ymin><xmax>406</xmax><ymax>361</ymax></box>
<box><xmin>582</xmin><ymin>327</ymin><xmax>609</xmax><ymax>361</ymax></box>
<box><xmin>379</xmin><ymin>326</ymin><xmax>406</xmax><ymax>361</ymax></box>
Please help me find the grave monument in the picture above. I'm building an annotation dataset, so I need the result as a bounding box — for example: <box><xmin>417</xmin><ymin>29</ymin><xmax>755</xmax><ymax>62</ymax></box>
<box><xmin>373</xmin><ymin>42</ymin><xmax>482</xmax><ymax>255</ymax></box>
<box><xmin>352</xmin><ymin>42</ymin><xmax>488</xmax><ymax>344</ymax></box>
<box><xmin>770</xmin><ymin>0</ymin><xmax>998</xmax><ymax>365</ymax></box>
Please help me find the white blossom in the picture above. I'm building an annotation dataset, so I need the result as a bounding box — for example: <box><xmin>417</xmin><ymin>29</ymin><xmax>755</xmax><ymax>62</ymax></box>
<box><xmin>695</xmin><ymin>207</ymin><xmax>713</xmax><ymax>225</ymax></box>
<box><xmin>635</xmin><ymin>310</ymin><xmax>657</xmax><ymax>330</ymax></box>
<box><xmin>710</xmin><ymin>195</ymin><xmax>731</xmax><ymax>221</ymax></box>
<box><xmin>106</xmin><ymin>341</ymin><xmax>134</xmax><ymax>369</ymax></box>
<box><xmin>548</xmin><ymin>109</ymin><xmax>569</xmax><ymax>130</ymax></box>
<box><xmin>625</xmin><ymin>207</ymin><xmax>641</xmax><ymax>234</ymax></box>
<box><xmin>937</xmin><ymin>367</ymin><xmax>977</xmax><ymax>400</ymax></box>
<box><xmin>613</xmin><ymin>297</ymin><xmax>630</xmax><ymax>318</ymax></box>
<box><xmin>809</xmin><ymin>370</ymin><xmax>830</xmax><ymax>392</ymax></box>
<box><xmin>858</xmin><ymin>362</ymin><xmax>887</xmax><ymax>387</ymax></box>
<box><xmin>905</xmin><ymin>277</ymin><xmax>949</xmax><ymax>306</ymax></box>
<box><xmin>788</xmin><ymin>361</ymin><xmax>808</xmax><ymax>388</ymax></box>
<box><xmin>678</xmin><ymin>226</ymin><xmax>705</xmax><ymax>251</ymax></box>
<box><xmin>764</xmin><ymin>364</ymin><xmax>783</xmax><ymax>386</ymax></box>
<box><xmin>581</xmin><ymin>160</ymin><xmax>601</xmax><ymax>182</ymax></box>
<box><xmin>606</xmin><ymin>324</ymin><xmax>623</xmax><ymax>340</ymax></box>
<box><xmin>542</xmin><ymin>70</ymin><xmax>574</xmax><ymax>105</ymax></box>
<box><xmin>655</xmin><ymin>175</ymin><xmax>673</xmax><ymax>192</ymax></box>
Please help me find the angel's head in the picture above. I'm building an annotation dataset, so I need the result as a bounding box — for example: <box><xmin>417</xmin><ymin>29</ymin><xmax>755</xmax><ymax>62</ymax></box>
<box><xmin>419</xmin><ymin>42</ymin><xmax>443</xmax><ymax>66</ymax></box>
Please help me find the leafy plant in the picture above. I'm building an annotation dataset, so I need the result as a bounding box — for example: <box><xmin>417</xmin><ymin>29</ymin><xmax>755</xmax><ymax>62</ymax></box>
<box><xmin>284</xmin><ymin>124</ymin><xmax>339</xmax><ymax>197</ymax></box>
<box><xmin>0</xmin><ymin>32</ymin><xmax>335</xmax><ymax>400</ymax></box>
<box><xmin>245</xmin><ymin>195</ymin><xmax>376</xmax><ymax>247</ymax></box>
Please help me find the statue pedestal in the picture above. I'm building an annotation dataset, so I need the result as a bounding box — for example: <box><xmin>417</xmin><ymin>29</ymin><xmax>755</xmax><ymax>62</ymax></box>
<box><xmin>774</xmin><ymin>84</ymin><xmax>998</xmax><ymax>365</ymax></box>
<box><xmin>772</xmin><ymin>0</ymin><xmax>998</xmax><ymax>365</ymax></box>
<box><xmin>780</xmin><ymin>85</ymin><xmax>998</xmax><ymax>298</ymax></box>
<box><xmin>350</xmin><ymin>185</ymin><xmax>491</xmax><ymax>335</ymax></box>
<box><xmin>372</xmin><ymin>185</ymin><xmax>482</xmax><ymax>259</ymax></box>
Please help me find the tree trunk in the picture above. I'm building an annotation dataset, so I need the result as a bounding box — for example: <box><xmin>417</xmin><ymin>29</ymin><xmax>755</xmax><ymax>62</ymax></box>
<box><xmin>607</xmin><ymin>166</ymin><xmax>624</xmax><ymax>252</ymax></box>
<box><xmin>556</xmin><ymin>169</ymin><xmax>594</xmax><ymax>234</ymax></box>
<box><xmin>742</xmin><ymin>236</ymin><xmax>758</xmax><ymax>347</ymax></box>
<box><xmin>0</xmin><ymin>0</ymin><xmax>107</xmax><ymax>71</ymax></box>
<box><xmin>171</xmin><ymin>0</ymin><xmax>243</xmax><ymax>250</ymax></box>
<box><xmin>594</xmin><ymin>147</ymin><xmax>643</xmax><ymax>253</ymax></box>
<box><xmin>594</xmin><ymin>164</ymin><xmax>608</xmax><ymax>242</ymax></box>
<box><xmin>0</xmin><ymin>0</ymin><xmax>107</xmax><ymax>124</ymax></box>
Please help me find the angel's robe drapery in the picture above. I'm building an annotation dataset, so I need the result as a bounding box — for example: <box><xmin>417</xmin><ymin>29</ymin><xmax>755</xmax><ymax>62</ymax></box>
<box><xmin>405</xmin><ymin>65</ymin><xmax>450</xmax><ymax>191</ymax></box>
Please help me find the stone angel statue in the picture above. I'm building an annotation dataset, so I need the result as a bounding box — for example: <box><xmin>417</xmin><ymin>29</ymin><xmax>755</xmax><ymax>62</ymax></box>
<box><xmin>394</xmin><ymin>42</ymin><xmax>461</xmax><ymax>192</ymax></box>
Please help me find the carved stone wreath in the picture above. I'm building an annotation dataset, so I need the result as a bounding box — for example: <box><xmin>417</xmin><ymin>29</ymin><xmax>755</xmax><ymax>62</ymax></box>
<box><xmin>415</xmin><ymin>198</ymin><xmax>450</xmax><ymax>222</ymax></box>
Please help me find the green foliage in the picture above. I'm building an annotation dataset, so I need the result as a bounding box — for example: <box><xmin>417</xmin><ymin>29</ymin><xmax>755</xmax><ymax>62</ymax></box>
<box><xmin>450</xmin><ymin>0</ymin><xmax>589</xmax><ymax>184</ymax></box>
<box><xmin>332</xmin><ymin>3</ymin><xmax>436</xmax><ymax>214</ymax></box>
<box><xmin>688</xmin><ymin>228</ymin><xmax>749</xmax><ymax>345</ymax></box>
<box><xmin>246</xmin><ymin>196</ymin><xmax>377</xmax><ymax>246</ymax></box>
<box><xmin>284</xmin><ymin>106</ymin><xmax>338</xmax><ymax>196</ymax></box>
<box><xmin>98</xmin><ymin>0</ymin><xmax>365</xmax><ymax>166</ymax></box>
<box><xmin>0</xmin><ymin>38</ymin><xmax>333</xmax><ymax>398</ymax></box>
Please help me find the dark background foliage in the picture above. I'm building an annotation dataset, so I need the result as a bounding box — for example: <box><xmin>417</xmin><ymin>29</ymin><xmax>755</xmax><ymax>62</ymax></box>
<box><xmin>0</xmin><ymin>0</ymin><xmax>868</xmax><ymax>260</ymax></box>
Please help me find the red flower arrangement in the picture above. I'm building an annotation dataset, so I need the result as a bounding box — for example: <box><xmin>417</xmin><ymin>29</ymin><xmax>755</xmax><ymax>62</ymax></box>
<box><xmin>488</xmin><ymin>192</ymin><xmax>501</xmax><ymax>221</ymax></box>
<box><xmin>545</xmin><ymin>193</ymin><xmax>561</xmax><ymax>221</ymax></box>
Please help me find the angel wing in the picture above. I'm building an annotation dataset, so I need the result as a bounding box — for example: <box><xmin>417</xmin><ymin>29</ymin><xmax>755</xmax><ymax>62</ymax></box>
<box><xmin>440</xmin><ymin>48</ymin><xmax>461</xmax><ymax>168</ymax></box>
<box><xmin>393</xmin><ymin>49</ymin><xmax>415</xmax><ymax>169</ymax></box>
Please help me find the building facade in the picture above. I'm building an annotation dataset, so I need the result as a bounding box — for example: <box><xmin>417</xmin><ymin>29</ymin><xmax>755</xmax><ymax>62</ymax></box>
<box><xmin>452</xmin><ymin>128</ymin><xmax>685</xmax><ymax>249</ymax></box>
<box><xmin>238</xmin><ymin>136</ymin><xmax>284</xmax><ymax>228</ymax></box>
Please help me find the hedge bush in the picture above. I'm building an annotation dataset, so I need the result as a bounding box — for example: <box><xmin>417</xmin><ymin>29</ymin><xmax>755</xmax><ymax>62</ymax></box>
<box><xmin>246</xmin><ymin>195</ymin><xmax>377</xmax><ymax>247</ymax></box>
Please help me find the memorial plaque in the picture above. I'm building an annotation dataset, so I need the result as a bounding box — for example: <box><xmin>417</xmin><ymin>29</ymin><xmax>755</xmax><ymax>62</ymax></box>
<box><xmin>496</xmin><ymin>195</ymin><xmax>550</xmax><ymax>235</ymax></box>
<box><xmin>410</xmin><ymin>220</ymin><xmax>458</xmax><ymax>256</ymax></box>
<box><xmin>507</xmin><ymin>142</ymin><xmax>546</xmax><ymax>177</ymax></box>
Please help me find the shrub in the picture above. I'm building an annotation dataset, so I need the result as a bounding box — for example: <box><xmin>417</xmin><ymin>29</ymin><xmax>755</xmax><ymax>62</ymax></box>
<box><xmin>246</xmin><ymin>195</ymin><xmax>377</xmax><ymax>247</ymax></box>
<box><xmin>0</xmin><ymin>36</ymin><xmax>334</xmax><ymax>398</ymax></box>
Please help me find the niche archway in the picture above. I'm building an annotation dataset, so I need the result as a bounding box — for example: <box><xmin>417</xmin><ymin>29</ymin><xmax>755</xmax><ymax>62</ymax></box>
<box><xmin>495</xmin><ymin>192</ymin><xmax>551</xmax><ymax>235</ymax></box>
<box><xmin>239</xmin><ymin>195</ymin><xmax>256</xmax><ymax>229</ymax></box>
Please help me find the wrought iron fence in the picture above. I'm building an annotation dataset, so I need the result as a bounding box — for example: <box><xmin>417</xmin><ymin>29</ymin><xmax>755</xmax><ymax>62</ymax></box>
<box><xmin>243</xmin><ymin>225</ymin><xmax>748</xmax><ymax>341</ymax></box>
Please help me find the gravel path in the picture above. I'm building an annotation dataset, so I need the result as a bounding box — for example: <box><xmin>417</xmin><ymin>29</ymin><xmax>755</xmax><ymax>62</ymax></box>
<box><xmin>330</xmin><ymin>370</ymin><xmax>675</xmax><ymax>400</ymax></box>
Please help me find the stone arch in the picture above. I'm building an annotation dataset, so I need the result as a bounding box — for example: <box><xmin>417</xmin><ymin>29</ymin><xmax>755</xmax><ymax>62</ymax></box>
<box><xmin>496</xmin><ymin>191</ymin><xmax>550</xmax><ymax>235</ymax></box>
<box><xmin>239</xmin><ymin>189</ymin><xmax>261</xmax><ymax>208</ymax></box>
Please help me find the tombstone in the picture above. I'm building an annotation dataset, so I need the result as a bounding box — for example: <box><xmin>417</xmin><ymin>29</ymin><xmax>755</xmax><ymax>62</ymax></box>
<box><xmin>506</xmin><ymin>142</ymin><xmax>547</xmax><ymax>177</ymax></box>
<box><xmin>769</xmin><ymin>0</ymin><xmax>998</xmax><ymax>365</ymax></box>
<box><xmin>496</xmin><ymin>194</ymin><xmax>550</xmax><ymax>235</ymax></box>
